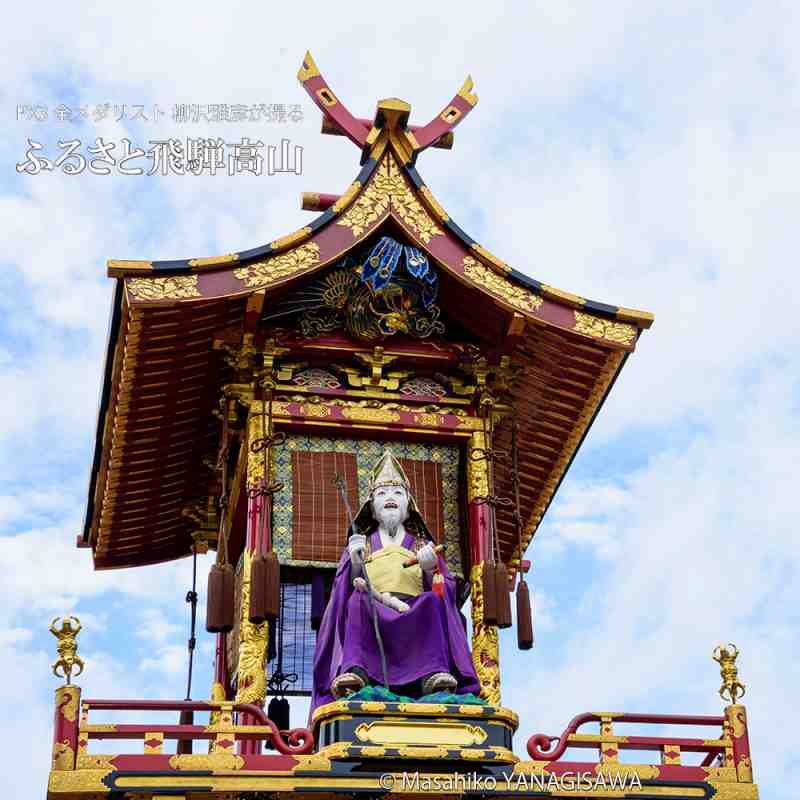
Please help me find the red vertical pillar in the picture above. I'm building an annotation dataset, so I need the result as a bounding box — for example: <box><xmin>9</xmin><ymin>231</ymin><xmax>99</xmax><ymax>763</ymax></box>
<box><xmin>52</xmin><ymin>685</ymin><xmax>80</xmax><ymax>771</ymax></box>
<box><xmin>725</xmin><ymin>705</ymin><xmax>753</xmax><ymax>782</ymax></box>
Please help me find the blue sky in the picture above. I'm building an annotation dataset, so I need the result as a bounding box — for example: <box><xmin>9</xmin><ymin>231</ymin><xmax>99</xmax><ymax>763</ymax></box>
<box><xmin>2</xmin><ymin>3</ymin><xmax>799</xmax><ymax>797</ymax></box>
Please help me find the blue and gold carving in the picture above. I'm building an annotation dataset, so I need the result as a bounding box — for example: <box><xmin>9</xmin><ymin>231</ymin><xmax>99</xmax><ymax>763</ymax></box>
<box><xmin>264</xmin><ymin>236</ymin><xmax>445</xmax><ymax>341</ymax></box>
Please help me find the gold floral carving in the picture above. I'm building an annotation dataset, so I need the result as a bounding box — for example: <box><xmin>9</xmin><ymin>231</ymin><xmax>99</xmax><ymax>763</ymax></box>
<box><xmin>705</xmin><ymin>783</ymin><xmax>760</xmax><ymax>799</ymax></box>
<box><xmin>207</xmin><ymin>681</ymin><xmax>227</xmax><ymax>734</ymax></box>
<box><xmin>127</xmin><ymin>275</ymin><xmax>201</xmax><ymax>301</ymax></box>
<box><xmin>48</xmin><ymin>769</ymin><xmax>111</xmax><ymax>793</ymax></box>
<box><xmin>318</xmin><ymin>741</ymin><xmax>352</xmax><ymax>760</ymax></box>
<box><xmin>337</xmin><ymin>155</ymin><xmax>443</xmax><ymax>243</ymax></box>
<box><xmin>357</xmin><ymin>701</ymin><xmax>388</xmax><ymax>713</ymax></box>
<box><xmin>358</xmin><ymin>745</ymin><xmax>389</xmax><ymax>758</ymax></box>
<box><xmin>513</xmin><ymin>760</ymin><xmax>549</xmax><ymax>775</ymax></box>
<box><xmin>394</xmin><ymin>702</ymin><xmax>448</xmax><ymax>715</ymax></box>
<box><xmin>75</xmin><ymin>754</ymin><xmax>117</xmax><ymax>770</ymax></box>
<box><xmin>168</xmin><ymin>752</ymin><xmax>244</xmax><ymax>771</ymax></box>
<box><xmin>395</xmin><ymin>745</ymin><xmax>450</xmax><ymax>759</ymax></box>
<box><xmin>470</xmin><ymin>563</ymin><xmax>500</xmax><ymax>705</ymax></box>
<box><xmin>57</xmin><ymin>685</ymin><xmax>81</xmax><ymax>723</ymax></box>
<box><xmin>463</xmin><ymin>256</ymin><xmax>542</xmax><ymax>314</ymax></box>
<box><xmin>234</xmin><ymin>550</ymin><xmax>269</xmax><ymax>705</ymax></box>
<box><xmin>51</xmin><ymin>740</ymin><xmax>75</xmax><ymax>770</ymax></box>
<box><xmin>340</xmin><ymin>406</ymin><xmax>401</xmax><ymax>423</ymax></box>
<box><xmin>233</xmin><ymin>242</ymin><xmax>321</xmax><ymax>288</ymax></box>
<box><xmin>291</xmin><ymin>752</ymin><xmax>332</xmax><ymax>772</ymax></box>
<box><xmin>467</xmin><ymin>431</ymin><xmax>490</xmax><ymax>503</ymax></box>
<box><xmin>573</xmin><ymin>311</ymin><xmax>636</xmax><ymax>346</ymax></box>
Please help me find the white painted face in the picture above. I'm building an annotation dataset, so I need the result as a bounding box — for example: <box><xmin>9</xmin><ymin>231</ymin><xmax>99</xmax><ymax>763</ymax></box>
<box><xmin>371</xmin><ymin>485</ymin><xmax>410</xmax><ymax>532</ymax></box>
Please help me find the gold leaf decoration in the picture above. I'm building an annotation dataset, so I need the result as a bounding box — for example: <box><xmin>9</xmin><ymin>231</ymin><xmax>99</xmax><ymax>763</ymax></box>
<box><xmin>168</xmin><ymin>752</ymin><xmax>245</xmax><ymax>771</ymax></box>
<box><xmin>470</xmin><ymin>563</ymin><xmax>500</xmax><ymax>705</ymax></box>
<box><xmin>234</xmin><ymin>551</ymin><xmax>269</xmax><ymax>705</ymax></box>
<box><xmin>463</xmin><ymin>257</ymin><xmax>542</xmax><ymax>314</ymax></box>
<box><xmin>337</xmin><ymin>155</ymin><xmax>443</xmax><ymax>243</ymax></box>
<box><xmin>573</xmin><ymin>311</ymin><xmax>636</xmax><ymax>346</ymax></box>
<box><xmin>127</xmin><ymin>275</ymin><xmax>201</xmax><ymax>301</ymax></box>
<box><xmin>234</xmin><ymin>242</ymin><xmax>321</xmax><ymax>288</ymax></box>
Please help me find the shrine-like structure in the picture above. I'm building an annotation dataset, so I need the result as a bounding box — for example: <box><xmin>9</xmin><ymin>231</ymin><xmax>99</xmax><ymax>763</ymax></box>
<box><xmin>47</xmin><ymin>53</ymin><xmax>759</xmax><ymax>799</ymax></box>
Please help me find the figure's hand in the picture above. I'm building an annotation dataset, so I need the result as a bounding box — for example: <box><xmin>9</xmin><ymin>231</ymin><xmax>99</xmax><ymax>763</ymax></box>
<box><xmin>348</xmin><ymin>534</ymin><xmax>367</xmax><ymax>561</ymax></box>
<box><xmin>353</xmin><ymin>577</ymin><xmax>367</xmax><ymax>592</ymax></box>
<box><xmin>417</xmin><ymin>543</ymin><xmax>438</xmax><ymax>572</ymax></box>
<box><xmin>382</xmin><ymin>592</ymin><xmax>410</xmax><ymax>613</ymax></box>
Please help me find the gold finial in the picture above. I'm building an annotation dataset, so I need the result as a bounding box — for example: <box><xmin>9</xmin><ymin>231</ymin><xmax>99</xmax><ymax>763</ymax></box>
<box><xmin>713</xmin><ymin>643</ymin><xmax>745</xmax><ymax>704</ymax></box>
<box><xmin>49</xmin><ymin>616</ymin><xmax>85</xmax><ymax>685</ymax></box>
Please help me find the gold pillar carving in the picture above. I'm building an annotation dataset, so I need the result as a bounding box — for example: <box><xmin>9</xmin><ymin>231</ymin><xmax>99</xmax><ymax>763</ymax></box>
<box><xmin>466</xmin><ymin>430</ymin><xmax>489</xmax><ymax>503</ymax></box>
<box><xmin>470</xmin><ymin>563</ymin><xmax>500</xmax><ymax>705</ymax></box>
<box><xmin>234</xmin><ymin>409</ymin><xmax>270</xmax><ymax>706</ymax></box>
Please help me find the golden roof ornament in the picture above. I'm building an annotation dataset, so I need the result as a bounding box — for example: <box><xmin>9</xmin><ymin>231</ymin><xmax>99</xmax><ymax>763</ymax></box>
<box><xmin>713</xmin><ymin>642</ymin><xmax>745</xmax><ymax>704</ymax></box>
<box><xmin>50</xmin><ymin>616</ymin><xmax>85</xmax><ymax>685</ymax></box>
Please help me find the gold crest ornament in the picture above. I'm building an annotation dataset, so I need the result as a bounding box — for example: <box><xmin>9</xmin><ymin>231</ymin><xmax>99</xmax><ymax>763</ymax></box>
<box><xmin>713</xmin><ymin>643</ymin><xmax>746</xmax><ymax>704</ymax></box>
<box><xmin>50</xmin><ymin>616</ymin><xmax>85</xmax><ymax>685</ymax></box>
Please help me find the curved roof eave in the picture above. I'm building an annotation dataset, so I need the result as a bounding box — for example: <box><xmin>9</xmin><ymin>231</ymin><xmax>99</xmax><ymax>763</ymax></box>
<box><xmin>111</xmin><ymin>144</ymin><xmax>652</xmax><ymax>352</ymax></box>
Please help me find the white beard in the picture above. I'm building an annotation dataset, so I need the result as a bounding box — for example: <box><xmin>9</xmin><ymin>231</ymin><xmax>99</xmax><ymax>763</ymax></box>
<box><xmin>376</xmin><ymin>508</ymin><xmax>402</xmax><ymax>537</ymax></box>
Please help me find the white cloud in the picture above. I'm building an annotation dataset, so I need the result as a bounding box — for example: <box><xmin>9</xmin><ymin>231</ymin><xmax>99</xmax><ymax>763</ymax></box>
<box><xmin>2</xmin><ymin>2</ymin><xmax>799</xmax><ymax>798</ymax></box>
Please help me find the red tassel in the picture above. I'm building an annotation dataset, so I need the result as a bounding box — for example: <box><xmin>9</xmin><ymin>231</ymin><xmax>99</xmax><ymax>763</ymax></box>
<box><xmin>495</xmin><ymin>561</ymin><xmax>513</xmax><ymax>629</ymax></box>
<box><xmin>432</xmin><ymin>569</ymin><xmax>445</xmax><ymax>599</ymax></box>
<box><xmin>264</xmin><ymin>550</ymin><xmax>281</xmax><ymax>621</ymax></box>
<box><xmin>516</xmin><ymin>580</ymin><xmax>534</xmax><ymax>650</ymax></box>
<box><xmin>206</xmin><ymin>563</ymin><xmax>234</xmax><ymax>633</ymax></box>
<box><xmin>249</xmin><ymin>553</ymin><xmax>268</xmax><ymax>624</ymax></box>
<box><xmin>482</xmin><ymin>562</ymin><xmax>497</xmax><ymax>625</ymax></box>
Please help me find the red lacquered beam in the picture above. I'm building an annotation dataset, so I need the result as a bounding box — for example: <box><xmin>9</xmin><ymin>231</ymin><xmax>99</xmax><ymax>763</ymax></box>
<box><xmin>86</xmin><ymin>725</ymin><xmax>212</xmax><ymax>740</ymax></box>
<box><xmin>565</xmin><ymin>736</ymin><xmax>726</xmax><ymax>753</ymax></box>
<box><xmin>86</xmin><ymin>725</ymin><xmax>303</xmax><ymax>744</ymax></box>
<box><xmin>84</xmin><ymin>700</ymin><xmax>267</xmax><ymax>723</ymax></box>
<box><xmin>726</xmin><ymin>705</ymin><xmax>753</xmax><ymax>781</ymax></box>
<box><xmin>527</xmin><ymin>712</ymin><xmax>725</xmax><ymax>761</ymax></box>
<box><xmin>53</xmin><ymin>685</ymin><xmax>81</xmax><ymax>770</ymax></box>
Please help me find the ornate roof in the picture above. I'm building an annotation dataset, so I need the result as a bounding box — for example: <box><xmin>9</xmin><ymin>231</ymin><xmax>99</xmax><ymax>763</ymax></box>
<box><xmin>83</xmin><ymin>53</ymin><xmax>653</xmax><ymax>570</ymax></box>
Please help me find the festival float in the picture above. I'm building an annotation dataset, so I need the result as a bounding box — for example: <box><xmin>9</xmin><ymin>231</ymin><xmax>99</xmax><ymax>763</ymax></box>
<box><xmin>46</xmin><ymin>52</ymin><xmax>759</xmax><ymax>799</ymax></box>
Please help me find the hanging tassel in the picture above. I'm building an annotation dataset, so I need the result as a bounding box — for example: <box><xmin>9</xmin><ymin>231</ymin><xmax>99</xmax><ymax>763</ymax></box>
<box><xmin>206</xmin><ymin>563</ymin><xmax>235</xmax><ymax>633</ymax></box>
<box><xmin>432</xmin><ymin>568</ymin><xmax>445</xmax><ymax>599</ymax></box>
<box><xmin>266</xmin><ymin>696</ymin><xmax>290</xmax><ymax>751</ymax></box>
<box><xmin>516</xmin><ymin>580</ymin><xmax>534</xmax><ymax>650</ymax></box>
<box><xmin>495</xmin><ymin>561</ymin><xmax>513</xmax><ymax>629</ymax></box>
<box><xmin>482</xmin><ymin>561</ymin><xmax>497</xmax><ymax>625</ymax></box>
<box><xmin>264</xmin><ymin>550</ymin><xmax>281</xmax><ymax>621</ymax></box>
<box><xmin>248</xmin><ymin>552</ymin><xmax>268</xmax><ymax>623</ymax></box>
<box><xmin>268</xmin><ymin>696</ymin><xmax>290</xmax><ymax>731</ymax></box>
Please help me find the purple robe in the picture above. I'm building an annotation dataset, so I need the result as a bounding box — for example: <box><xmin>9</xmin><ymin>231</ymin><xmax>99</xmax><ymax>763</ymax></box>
<box><xmin>311</xmin><ymin>531</ymin><xmax>480</xmax><ymax>714</ymax></box>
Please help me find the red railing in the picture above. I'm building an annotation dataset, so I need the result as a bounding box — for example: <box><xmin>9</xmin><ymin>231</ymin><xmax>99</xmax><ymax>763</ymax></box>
<box><xmin>80</xmin><ymin>698</ymin><xmax>313</xmax><ymax>756</ymax></box>
<box><xmin>527</xmin><ymin>711</ymin><xmax>729</xmax><ymax>768</ymax></box>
